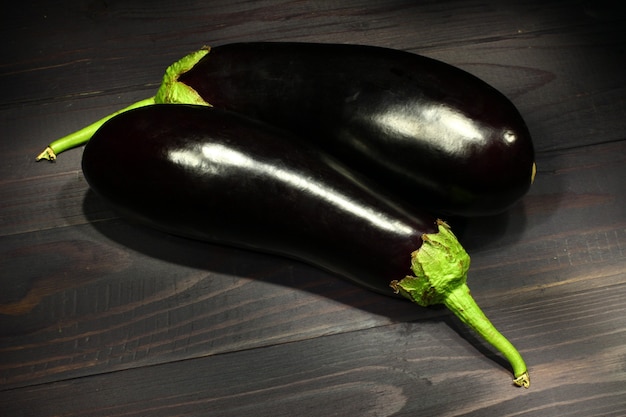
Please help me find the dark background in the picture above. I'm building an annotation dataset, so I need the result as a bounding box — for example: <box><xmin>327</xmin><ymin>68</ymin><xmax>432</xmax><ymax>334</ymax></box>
<box><xmin>1</xmin><ymin>1</ymin><xmax>625</xmax><ymax>415</ymax></box>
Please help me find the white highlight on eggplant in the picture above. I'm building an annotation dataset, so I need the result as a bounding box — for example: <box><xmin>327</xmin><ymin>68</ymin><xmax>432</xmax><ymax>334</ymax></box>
<box><xmin>503</xmin><ymin>129</ymin><xmax>517</xmax><ymax>144</ymax></box>
<box><xmin>168</xmin><ymin>144</ymin><xmax>414</xmax><ymax>235</ymax></box>
<box><xmin>376</xmin><ymin>103</ymin><xmax>486</xmax><ymax>155</ymax></box>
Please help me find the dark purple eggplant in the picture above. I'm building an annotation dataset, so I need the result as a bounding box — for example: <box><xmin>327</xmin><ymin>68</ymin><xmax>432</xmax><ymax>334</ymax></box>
<box><xmin>81</xmin><ymin>104</ymin><xmax>529</xmax><ymax>387</ymax></box>
<box><xmin>38</xmin><ymin>43</ymin><xmax>535</xmax><ymax>218</ymax></box>
<box><xmin>175</xmin><ymin>42</ymin><xmax>536</xmax><ymax>217</ymax></box>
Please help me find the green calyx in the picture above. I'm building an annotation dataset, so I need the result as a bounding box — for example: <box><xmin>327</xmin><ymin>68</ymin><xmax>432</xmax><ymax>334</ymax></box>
<box><xmin>154</xmin><ymin>47</ymin><xmax>212</xmax><ymax>105</ymax></box>
<box><xmin>36</xmin><ymin>47</ymin><xmax>211</xmax><ymax>161</ymax></box>
<box><xmin>391</xmin><ymin>220</ymin><xmax>470</xmax><ymax>307</ymax></box>
<box><xmin>390</xmin><ymin>220</ymin><xmax>530</xmax><ymax>388</ymax></box>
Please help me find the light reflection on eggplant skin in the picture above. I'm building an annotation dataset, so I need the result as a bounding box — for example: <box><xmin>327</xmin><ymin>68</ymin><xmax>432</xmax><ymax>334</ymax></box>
<box><xmin>374</xmin><ymin>103</ymin><xmax>488</xmax><ymax>156</ymax></box>
<box><xmin>167</xmin><ymin>143</ymin><xmax>415</xmax><ymax>235</ymax></box>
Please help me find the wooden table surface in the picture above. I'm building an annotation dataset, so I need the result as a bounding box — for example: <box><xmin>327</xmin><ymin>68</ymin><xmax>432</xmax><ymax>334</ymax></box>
<box><xmin>1</xmin><ymin>1</ymin><xmax>625</xmax><ymax>415</ymax></box>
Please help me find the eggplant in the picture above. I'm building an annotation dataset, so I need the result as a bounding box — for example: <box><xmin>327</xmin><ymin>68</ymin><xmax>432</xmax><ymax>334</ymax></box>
<box><xmin>38</xmin><ymin>43</ymin><xmax>535</xmax><ymax>218</ymax></box>
<box><xmin>81</xmin><ymin>104</ymin><xmax>529</xmax><ymax>387</ymax></box>
<box><xmin>175</xmin><ymin>43</ymin><xmax>536</xmax><ymax>217</ymax></box>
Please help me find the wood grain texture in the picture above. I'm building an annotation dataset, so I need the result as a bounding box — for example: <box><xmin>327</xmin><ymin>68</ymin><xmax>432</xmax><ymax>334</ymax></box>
<box><xmin>1</xmin><ymin>0</ymin><xmax>625</xmax><ymax>415</ymax></box>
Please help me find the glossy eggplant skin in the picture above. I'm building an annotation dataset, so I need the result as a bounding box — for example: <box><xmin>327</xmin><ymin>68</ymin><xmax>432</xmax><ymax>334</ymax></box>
<box><xmin>177</xmin><ymin>42</ymin><xmax>535</xmax><ymax>217</ymax></box>
<box><xmin>82</xmin><ymin>105</ymin><xmax>438</xmax><ymax>295</ymax></box>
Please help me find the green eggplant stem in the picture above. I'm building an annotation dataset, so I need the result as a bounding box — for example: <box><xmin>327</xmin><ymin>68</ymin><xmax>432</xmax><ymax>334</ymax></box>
<box><xmin>36</xmin><ymin>47</ymin><xmax>211</xmax><ymax>161</ymax></box>
<box><xmin>36</xmin><ymin>97</ymin><xmax>156</xmax><ymax>161</ymax></box>
<box><xmin>390</xmin><ymin>220</ymin><xmax>530</xmax><ymax>388</ymax></box>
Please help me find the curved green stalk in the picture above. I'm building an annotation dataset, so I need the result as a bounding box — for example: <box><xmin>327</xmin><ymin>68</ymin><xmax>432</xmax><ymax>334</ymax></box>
<box><xmin>390</xmin><ymin>220</ymin><xmax>530</xmax><ymax>388</ymax></box>
<box><xmin>36</xmin><ymin>47</ymin><xmax>211</xmax><ymax>161</ymax></box>
<box><xmin>36</xmin><ymin>97</ymin><xmax>156</xmax><ymax>161</ymax></box>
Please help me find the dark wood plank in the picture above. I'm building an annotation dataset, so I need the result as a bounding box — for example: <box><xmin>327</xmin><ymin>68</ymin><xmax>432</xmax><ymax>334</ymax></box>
<box><xmin>2</xmin><ymin>276</ymin><xmax>625</xmax><ymax>416</ymax></box>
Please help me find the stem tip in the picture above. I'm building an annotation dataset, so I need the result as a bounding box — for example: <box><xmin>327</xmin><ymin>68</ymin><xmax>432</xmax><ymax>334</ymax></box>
<box><xmin>514</xmin><ymin>371</ymin><xmax>530</xmax><ymax>388</ymax></box>
<box><xmin>36</xmin><ymin>147</ymin><xmax>57</xmax><ymax>162</ymax></box>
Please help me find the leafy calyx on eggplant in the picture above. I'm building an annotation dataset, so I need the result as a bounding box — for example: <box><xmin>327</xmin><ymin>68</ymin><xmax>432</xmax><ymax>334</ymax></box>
<box><xmin>391</xmin><ymin>220</ymin><xmax>529</xmax><ymax>388</ymax></box>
